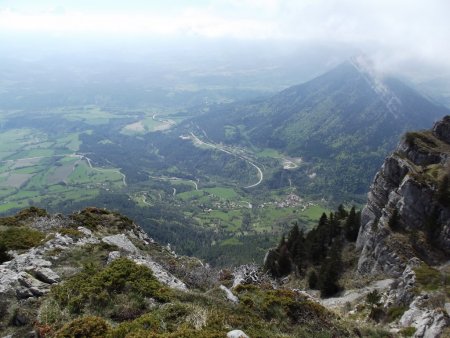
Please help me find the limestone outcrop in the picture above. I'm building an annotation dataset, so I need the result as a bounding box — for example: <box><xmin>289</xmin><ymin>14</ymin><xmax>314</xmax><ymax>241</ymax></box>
<box><xmin>357</xmin><ymin>116</ymin><xmax>450</xmax><ymax>276</ymax></box>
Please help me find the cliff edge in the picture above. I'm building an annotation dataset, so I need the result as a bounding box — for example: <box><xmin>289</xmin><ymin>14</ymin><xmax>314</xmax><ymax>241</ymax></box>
<box><xmin>357</xmin><ymin>116</ymin><xmax>450</xmax><ymax>276</ymax></box>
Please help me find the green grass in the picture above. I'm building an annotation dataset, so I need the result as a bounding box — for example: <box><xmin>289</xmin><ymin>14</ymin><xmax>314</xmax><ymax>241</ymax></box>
<box><xmin>177</xmin><ymin>190</ymin><xmax>206</xmax><ymax>201</ymax></box>
<box><xmin>414</xmin><ymin>264</ymin><xmax>446</xmax><ymax>292</ymax></box>
<box><xmin>203</xmin><ymin>187</ymin><xmax>238</xmax><ymax>199</ymax></box>
<box><xmin>301</xmin><ymin>205</ymin><xmax>328</xmax><ymax>220</ymax></box>
<box><xmin>0</xmin><ymin>202</ymin><xmax>23</xmax><ymax>213</ymax></box>
<box><xmin>8</xmin><ymin>148</ymin><xmax>55</xmax><ymax>160</ymax></box>
<box><xmin>257</xmin><ymin>148</ymin><xmax>283</xmax><ymax>158</ymax></box>
<box><xmin>220</xmin><ymin>237</ymin><xmax>243</xmax><ymax>246</ymax></box>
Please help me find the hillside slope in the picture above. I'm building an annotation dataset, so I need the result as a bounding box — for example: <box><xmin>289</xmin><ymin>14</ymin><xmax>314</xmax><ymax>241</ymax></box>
<box><xmin>192</xmin><ymin>59</ymin><xmax>449</xmax><ymax>197</ymax></box>
<box><xmin>0</xmin><ymin>207</ymin><xmax>369</xmax><ymax>337</ymax></box>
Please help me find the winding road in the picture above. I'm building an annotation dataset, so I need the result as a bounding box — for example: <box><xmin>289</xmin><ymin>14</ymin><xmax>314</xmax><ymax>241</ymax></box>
<box><xmin>189</xmin><ymin>132</ymin><xmax>263</xmax><ymax>188</ymax></box>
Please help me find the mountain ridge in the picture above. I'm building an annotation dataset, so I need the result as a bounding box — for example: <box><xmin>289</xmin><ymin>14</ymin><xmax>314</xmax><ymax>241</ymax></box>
<box><xmin>190</xmin><ymin>60</ymin><xmax>449</xmax><ymax>197</ymax></box>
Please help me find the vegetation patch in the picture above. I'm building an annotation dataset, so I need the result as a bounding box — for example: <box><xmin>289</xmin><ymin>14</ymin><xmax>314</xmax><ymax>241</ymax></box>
<box><xmin>414</xmin><ymin>264</ymin><xmax>444</xmax><ymax>291</ymax></box>
<box><xmin>0</xmin><ymin>226</ymin><xmax>46</xmax><ymax>250</ymax></box>
<box><xmin>51</xmin><ymin>258</ymin><xmax>171</xmax><ymax>317</ymax></box>
<box><xmin>0</xmin><ymin>206</ymin><xmax>48</xmax><ymax>227</ymax></box>
<box><xmin>55</xmin><ymin>316</ymin><xmax>110</xmax><ymax>338</ymax></box>
<box><xmin>70</xmin><ymin>207</ymin><xmax>133</xmax><ymax>231</ymax></box>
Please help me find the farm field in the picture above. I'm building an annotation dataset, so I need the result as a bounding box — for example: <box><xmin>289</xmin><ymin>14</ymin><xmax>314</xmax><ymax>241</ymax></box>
<box><xmin>0</xmin><ymin>106</ymin><xmax>334</xmax><ymax>265</ymax></box>
<box><xmin>0</xmin><ymin>120</ymin><xmax>127</xmax><ymax>214</ymax></box>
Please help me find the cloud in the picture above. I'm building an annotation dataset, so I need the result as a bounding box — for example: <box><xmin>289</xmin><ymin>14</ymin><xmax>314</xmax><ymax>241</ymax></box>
<box><xmin>0</xmin><ymin>0</ymin><xmax>449</xmax><ymax>78</ymax></box>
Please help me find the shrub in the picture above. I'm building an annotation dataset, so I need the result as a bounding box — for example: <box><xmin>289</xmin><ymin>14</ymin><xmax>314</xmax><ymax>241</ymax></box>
<box><xmin>235</xmin><ymin>285</ymin><xmax>331</xmax><ymax>325</ymax></box>
<box><xmin>386</xmin><ymin>306</ymin><xmax>408</xmax><ymax>322</ymax></box>
<box><xmin>399</xmin><ymin>326</ymin><xmax>416</xmax><ymax>337</ymax></box>
<box><xmin>0</xmin><ymin>243</ymin><xmax>12</xmax><ymax>263</ymax></box>
<box><xmin>70</xmin><ymin>207</ymin><xmax>133</xmax><ymax>231</ymax></box>
<box><xmin>414</xmin><ymin>264</ymin><xmax>443</xmax><ymax>291</ymax></box>
<box><xmin>0</xmin><ymin>207</ymin><xmax>48</xmax><ymax>227</ymax></box>
<box><xmin>0</xmin><ymin>227</ymin><xmax>46</xmax><ymax>250</ymax></box>
<box><xmin>57</xmin><ymin>228</ymin><xmax>84</xmax><ymax>238</ymax></box>
<box><xmin>366</xmin><ymin>290</ymin><xmax>381</xmax><ymax>307</ymax></box>
<box><xmin>55</xmin><ymin>316</ymin><xmax>110</xmax><ymax>338</ymax></box>
<box><xmin>51</xmin><ymin>258</ymin><xmax>171</xmax><ymax>316</ymax></box>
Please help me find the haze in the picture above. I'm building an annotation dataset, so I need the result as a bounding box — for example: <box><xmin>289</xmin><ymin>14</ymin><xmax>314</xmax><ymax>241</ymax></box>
<box><xmin>1</xmin><ymin>0</ymin><xmax>449</xmax><ymax>107</ymax></box>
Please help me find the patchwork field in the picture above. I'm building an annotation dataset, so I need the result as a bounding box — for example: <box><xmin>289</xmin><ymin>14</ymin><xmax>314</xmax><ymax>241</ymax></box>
<box><xmin>0</xmin><ymin>124</ymin><xmax>126</xmax><ymax>214</ymax></box>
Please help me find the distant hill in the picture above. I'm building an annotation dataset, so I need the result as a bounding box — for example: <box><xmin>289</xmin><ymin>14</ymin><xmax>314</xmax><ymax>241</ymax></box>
<box><xmin>193</xmin><ymin>58</ymin><xmax>449</xmax><ymax>198</ymax></box>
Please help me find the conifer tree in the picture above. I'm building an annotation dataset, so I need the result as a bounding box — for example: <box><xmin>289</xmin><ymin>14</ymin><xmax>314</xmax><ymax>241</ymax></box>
<box><xmin>318</xmin><ymin>241</ymin><xmax>342</xmax><ymax>298</ymax></box>
<box><xmin>345</xmin><ymin>206</ymin><xmax>360</xmax><ymax>241</ymax></box>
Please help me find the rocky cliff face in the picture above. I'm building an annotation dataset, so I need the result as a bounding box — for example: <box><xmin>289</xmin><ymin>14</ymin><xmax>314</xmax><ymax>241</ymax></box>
<box><xmin>357</xmin><ymin>116</ymin><xmax>450</xmax><ymax>277</ymax></box>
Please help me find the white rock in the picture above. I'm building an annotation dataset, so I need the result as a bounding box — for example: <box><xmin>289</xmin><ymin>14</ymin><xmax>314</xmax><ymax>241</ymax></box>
<box><xmin>77</xmin><ymin>226</ymin><xmax>93</xmax><ymax>236</ymax></box>
<box><xmin>17</xmin><ymin>272</ymin><xmax>49</xmax><ymax>297</ymax></box>
<box><xmin>34</xmin><ymin>267</ymin><xmax>61</xmax><ymax>284</ymax></box>
<box><xmin>227</xmin><ymin>329</ymin><xmax>249</xmax><ymax>338</ymax></box>
<box><xmin>107</xmin><ymin>251</ymin><xmax>121</xmax><ymax>264</ymax></box>
<box><xmin>399</xmin><ymin>296</ymin><xmax>450</xmax><ymax>338</ymax></box>
<box><xmin>133</xmin><ymin>256</ymin><xmax>187</xmax><ymax>291</ymax></box>
<box><xmin>220</xmin><ymin>285</ymin><xmax>239</xmax><ymax>303</ymax></box>
<box><xmin>232</xmin><ymin>264</ymin><xmax>261</xmax><ymax>288</ymax></box>
<box><xmin>0</xmin><ymin>267</ymin><xmax>20</xmax><ymax>294</ymax></box>
<box><xmin>102</xmin><ymin>234</ymin><xmax>138</xmax><ymax>253</ymax></box>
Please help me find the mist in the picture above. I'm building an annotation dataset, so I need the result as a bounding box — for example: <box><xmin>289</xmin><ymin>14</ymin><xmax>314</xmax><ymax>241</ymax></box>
<box><xmin>1</xmin><ymin>0</ymin><xmax>449</xmax><ymax>108</ymax></box>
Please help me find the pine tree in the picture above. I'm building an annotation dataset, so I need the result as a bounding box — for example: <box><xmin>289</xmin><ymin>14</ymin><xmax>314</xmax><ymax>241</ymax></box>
<box><xmin>277</xmin><ymin>244</ymin><xmax>292</xmax><ymax>277</ymax></box>
<box><xmin>318</xmin><ymin>241</ymin><xmax>342</xmax><ymax>298</ymax></box>
<box><xmin>345</xmin><ymin>206</ymin><xmax>360</xmax><ymax>242</ymax></box>
<box><xmin>286</xmin><ymin>223</ymin><xmax>300</xmax><ymax>252</ymax></box>
<box><xmin>308</xmin><ymin>270</ymin><xmax>318</xmax><ymax>289</ymax></box>
<box><xmin>336</xmin><ymin>204</ymin><xmax>348</xmax><ymax>219</ymax></box>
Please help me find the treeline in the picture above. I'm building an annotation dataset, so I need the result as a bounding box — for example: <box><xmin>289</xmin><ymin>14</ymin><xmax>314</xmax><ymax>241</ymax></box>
<box><xmin>264</xmin><ymin>205</ymin><xmax>361</xmax><ymax>297</ymax></box>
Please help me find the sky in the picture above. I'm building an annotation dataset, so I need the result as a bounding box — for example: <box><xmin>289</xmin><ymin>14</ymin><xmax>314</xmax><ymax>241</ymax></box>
<box><xmin>0</xmin><ymin>0</ymin><xmax>449</xmax><ymax>79</ymax></box>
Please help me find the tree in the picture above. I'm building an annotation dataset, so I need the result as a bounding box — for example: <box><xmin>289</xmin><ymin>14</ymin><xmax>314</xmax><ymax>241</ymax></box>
<box><xmin>336</xmin><ymin>204</ymin><xmax>348</xmax><ymax>220</ymax></box>
<box><xmin>366</xmin><ymin>290</ymin><xmax>381</xmax><ymax>308</ymax></box>
<box><xmin>345</xmin><ymin>206</ymin><xmax>360</xmax><ymax>242</ymax></box>
<box><xmin>241</xmin><ymin>211</ymin><xmax>252</xmax><ymax>232</ymax></box>
<box><xmin>318</xmin><ymin>242</ymin><xmax>342</xmax><ymax>298</ymax></box>
<box><xmin>277</xmin><ymin>244</ymin><xmax>292</xmax><ymax>277</ymax></box>
<box><xmin>308</xmin><ymin>270</ymin><xmax>318</xmax><ymax>289</ymax></box>
<box><xmin>286</xmin><ymin>223</ymin><xmax>306</xmax><ymax>273</ymax></box>
<box><xmin>264</xmin><ymin>236</ymin><xmax>292</xmax><ymax>278</ymax></box>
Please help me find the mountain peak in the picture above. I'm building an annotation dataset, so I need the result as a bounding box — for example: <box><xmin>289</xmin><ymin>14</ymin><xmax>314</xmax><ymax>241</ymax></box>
<box><xmin>349</xmin><ymin>55</ymin><xmax>404</xmax><ymax>118</ymax></box>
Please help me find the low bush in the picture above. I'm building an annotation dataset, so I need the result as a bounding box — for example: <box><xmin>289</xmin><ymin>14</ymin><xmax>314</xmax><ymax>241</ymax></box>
<box><xmin>0</xmin><ymin>243</ymin><xmax>12</xmax><ymax>263</ymax></box>
<box><xmin>51</xmin><ymin>258</ymin><xmax>171</xmax><ymax>316</ymax></box>
<box><xmin>0</xmin><ymin>227</ymin><xmax>45</xmax><ymax>250</ymax></box>
<box><xmin>55</xmin><ymin>316</ymin><xmax>110</xmax><ymax>338</ymax></box>
<box><xmin>414</xmin><ymin>264</ymin><xmax>443</xmax><ymax>291</ymax></box>
<box><xmin>386</xmin><ymin>306</ymin><xmax>408</xmax><ymax>322</ymax></box>
<box><xmin>399</xmin><ymin>326</ymin><xmax>416</xmax><ymax>337</ymax></box>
